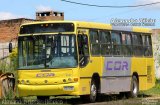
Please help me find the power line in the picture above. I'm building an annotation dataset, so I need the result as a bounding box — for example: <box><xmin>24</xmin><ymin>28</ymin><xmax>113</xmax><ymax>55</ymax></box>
<box><xmin>61</xmin><ymin>0</ymin><xmax>160</xmax><ymax>8</ymax></box>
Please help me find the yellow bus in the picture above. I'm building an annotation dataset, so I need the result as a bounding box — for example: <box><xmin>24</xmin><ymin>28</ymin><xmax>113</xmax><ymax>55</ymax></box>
<box><xmin>12</xmin><ymin>21</ymin><xmax>155</xmax><ymax>102</ymax></box>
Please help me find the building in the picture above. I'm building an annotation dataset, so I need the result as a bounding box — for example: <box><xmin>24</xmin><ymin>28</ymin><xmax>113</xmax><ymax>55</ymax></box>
<box><xmin>0</xmin><ymin>18</ymin><xmax>35</xmax><ymax>59</ymax></box>
<box><xmin>152</xmin><ymin>29</ymin><xmax>160</xmax><ymax>78</ymax></box>
<box><xmin>36</xmin><ymin>11</ymin><xmax>64</xmax><ymax>21</ymax></box>
<box><xmin>0</xmin><ymin>18</ymin><xmax>35</xmax><ymax>43</ymax></box>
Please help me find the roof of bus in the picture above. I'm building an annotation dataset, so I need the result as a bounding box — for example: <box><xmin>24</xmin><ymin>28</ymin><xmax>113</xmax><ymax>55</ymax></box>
<box><xmin>21</xmin><ymin>20</ymin><xmax>151</xmax><ymax>34</ymax></box>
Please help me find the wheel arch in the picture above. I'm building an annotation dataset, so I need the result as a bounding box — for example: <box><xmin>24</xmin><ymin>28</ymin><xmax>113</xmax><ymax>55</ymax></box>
<box><xmin>91</xmin><ymin>73</ymin><xmax>100</xmax><ymax>93</ymax></box>
<box><xmin>132</xmin><ymin>72</ymin><xmax>139</xmax><ymax>84</ymax></box>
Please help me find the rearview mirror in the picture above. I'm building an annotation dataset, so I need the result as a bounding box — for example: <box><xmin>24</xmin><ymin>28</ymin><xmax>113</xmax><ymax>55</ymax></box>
<box><xmin>9</xmin><ymin>42</ymin><xmax>12</xmax><ymax>53</ymax></box>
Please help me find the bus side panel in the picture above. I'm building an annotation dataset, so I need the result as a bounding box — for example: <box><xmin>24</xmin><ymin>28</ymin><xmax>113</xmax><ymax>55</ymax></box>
<box><xmin>131</xmin><ymin>57</ymin><xmax>147</xmax><ymax>90</ymax></box>
<box><xmin>101</xmin><ymin>57</ymin><xmax>131</xmax><ymax>93</ymax></box>
<box><xmin>139</xmin><ymin>76</ymin><xmax>147</xmax><ymax>90</ymax></box>
<box><xmin>79</xmin><ymin>78</ymin><xmax>91</xmax><ymax>95</ymax></box>
<box><xmin>146</xmin><ymin>58</ymin><xmax>155</xmax><ymax>89</ymax></box>
<box><xmin>101</xmin><ymin>77</ymin><xmax>131</xmax><ymax>93</ymax></box>
<box><xmin>131</xmin><ymin>57</ymin><xmax>155</xmax><ymax>91</ymax></box>
<box><xmin>79</xmin><ymin>57</ymin><xmax>102</xmax><ymax>95</ymax></box>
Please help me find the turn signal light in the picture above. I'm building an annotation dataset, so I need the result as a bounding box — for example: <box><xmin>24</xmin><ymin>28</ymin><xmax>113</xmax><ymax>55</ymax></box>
<box><xmin>74</xmin><ymin>78</ymin><xmax>78</xmax><ymax>82</ymax></box>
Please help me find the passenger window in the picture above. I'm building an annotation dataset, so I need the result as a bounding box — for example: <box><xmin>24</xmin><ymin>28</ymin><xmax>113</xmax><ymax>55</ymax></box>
<box><xmin>121</xmin><ymin>33</ymin><xmax>132</xmax><ymax>56</ymax></box>
<box><xmin>132</xmin><ymin>34</ymin><xmax>143</xmax><ymax>56</ymax></box>
<box><xmin>142</xmin><ymin>35</ymin><xmax>152</xmax><ymax>56</ymax></box>
<box><xmin>89</xmin><ymin>30</ymin><xmax>100</xmax><ymax>56</ymax></box>
<box><xmin>111</xmin><ymin>32</ymin><xmax>122</xmax><ymax>55</ymax></box>
<box><xmin>100</xmin><ymin>31</ymin><xmax>111</xmax><ymax>56</ymax></box>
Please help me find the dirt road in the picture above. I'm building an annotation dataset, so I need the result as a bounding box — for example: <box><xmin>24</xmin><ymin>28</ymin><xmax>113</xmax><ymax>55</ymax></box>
<box><xmin>60</xmin><ymin>95</ymin><xmax>160</xmax><ymax>105</ymax></box>
<box><xmin>2</xmin><ymin>95</ymin><xmax>160</xmax><ymax>105</ymax></box>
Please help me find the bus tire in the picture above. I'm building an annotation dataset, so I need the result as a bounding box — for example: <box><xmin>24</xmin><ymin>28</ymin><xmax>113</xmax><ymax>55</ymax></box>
<box><xmin>128</xmin><ymin>76</ymin><xmax>139</xmax><ymax>98</ymax></box>
<box><xmin>89</xmin><ymin>79</ymin><xmax>97</xmax><ymax>102</ymax></box>
<box><xmin>80</xmin><ymin>79</ymin><xmax>97</xmax><ymax>103</ymax></box>
<box><xmin>81</xmin><ymin>79</ymin><xmax>98</xmax><ymax>103</ymax></box>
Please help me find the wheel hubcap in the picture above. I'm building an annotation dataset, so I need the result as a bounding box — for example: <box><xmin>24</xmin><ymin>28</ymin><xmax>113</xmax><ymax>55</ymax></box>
<box><xmin>133</xmin><ymin>81</ymin><xmax>137</xmax><ymax>95</ymax></box>
<box><xmin>91</xmin><ymin>83</ymin><xmax>96</xmax><ymax>97</ymax></box>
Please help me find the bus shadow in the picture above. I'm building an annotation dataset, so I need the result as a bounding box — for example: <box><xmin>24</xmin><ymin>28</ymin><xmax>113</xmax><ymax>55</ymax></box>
<box><xmin>138</xmin><ymin>94</ymin><xmax>151</xmax><ymax>98</ymax></box>
<box><xmin>48</xmin><ymin>93</ymin><xmax>152</xmax><ymax>105</ymax></box>
<box><xmin>14</xmin><ymin>93</ymin><xmax>152</xmax><ymax>105</ymax></box>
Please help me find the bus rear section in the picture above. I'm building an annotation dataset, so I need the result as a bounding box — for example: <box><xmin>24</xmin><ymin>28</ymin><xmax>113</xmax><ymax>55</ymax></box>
<box><xmin>131</xmin><ymin>57</ymin><xmax>155</xmax><ymax>91</ymax></box>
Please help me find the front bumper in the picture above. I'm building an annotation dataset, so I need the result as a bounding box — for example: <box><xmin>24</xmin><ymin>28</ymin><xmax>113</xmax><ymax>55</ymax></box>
<box><xmin>18</xmin><ymin>82</ymin><xmax>79</xmax><ymax>97</ymax></box>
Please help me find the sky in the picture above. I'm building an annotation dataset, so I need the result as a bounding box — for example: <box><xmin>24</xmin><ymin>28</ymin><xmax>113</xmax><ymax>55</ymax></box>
<box><xmin>0</xmin><ymin>0</ymin><xmax>160</xmax><ymax>29</ymax></box>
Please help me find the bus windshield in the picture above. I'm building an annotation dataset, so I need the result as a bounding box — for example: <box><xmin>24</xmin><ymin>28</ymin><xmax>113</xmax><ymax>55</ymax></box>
<box><xmin>20</xmin><ymin>23</ymin><xmax>74</xmax><ymax>34</ymax></box>
<box><xmin>18</xmin><ymin>34</ymin><xmax>78</xmax><ymax>69</ymax></box>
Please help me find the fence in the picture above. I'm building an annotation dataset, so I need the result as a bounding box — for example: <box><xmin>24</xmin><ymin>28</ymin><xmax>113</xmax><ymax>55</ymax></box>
<box><xmin>0</xmin><ymin>42</ymin><xmax>17</xmax><ymax>73</ymax></box>
<box><xmin>152</xmin><ymin>30</ymin><xmax>160</xmax><ymax>79</ymax></box>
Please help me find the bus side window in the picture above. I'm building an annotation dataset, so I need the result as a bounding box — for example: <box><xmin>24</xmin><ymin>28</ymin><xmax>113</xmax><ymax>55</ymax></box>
<box><xmin>132</xmin><ymin>34</ymin><xmax>143</xmax><ymax>56</ymax></box>
<box><xmin>89</xmin><ymin>30</ymin><xmax>100</xmax><ymax>56</ymax></box>
<box><xmin>111</xmin><ymin>31</ymin><xmax>122</xmax><ymax>55</ymax></box>
<box><xmin>100</xmin><ymin>31</ymin><xmax>111</xmax><ymax>56</ymax></box>
<box><xmin>142</xmin><ymin>35</ymin><xmax>152</xmax><ymax>56</ymax></box>
<box><xmin>121</xmin><ymin>33</ymin><xmax>132</xmax><ymax>56</ymax></box>
<box><xmin>78</xmin><ymin>35</ymin><xmax>89</xmax><ymax>67</ymax></box>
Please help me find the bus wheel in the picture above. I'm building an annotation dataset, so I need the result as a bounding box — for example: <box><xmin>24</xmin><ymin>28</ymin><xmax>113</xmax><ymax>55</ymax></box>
<box><xmin>80</xmin><ymin>79</ymin><xmax>97</xmax><ymax>103</ymax></box>
<box><xmin>89</xmin><ymin>79</ymin><xmax>97</xmax><ymax>102</ymax></box>
<box><xmin>37</xmin><ymin>96</ymin><xmax>50</xmax><ymax>101</ymax></box>
<box><xmin>128</xmin><ymin>76</ymin><xmax>139</xmax><ymax>98</ymax></box>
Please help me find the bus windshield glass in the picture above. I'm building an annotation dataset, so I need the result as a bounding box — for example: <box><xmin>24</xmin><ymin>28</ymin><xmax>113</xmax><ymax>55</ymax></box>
<box><xmin>20</xmin><ymin>23</ymin><xmax>74</xmax><ymax>34</ymax></box>
<box><xmin>18</xmin><ymin>34</ymin><xmax>77</xmax><ymax>69</ymax></box>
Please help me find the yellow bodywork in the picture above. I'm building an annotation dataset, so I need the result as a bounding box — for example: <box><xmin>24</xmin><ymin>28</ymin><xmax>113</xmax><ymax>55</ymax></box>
<box><xmin>18</xmin><ymin>21</ymin><xmax>155</xmax><ymax>97</ymax></box>
<box><xmin>131</xmin><ymin>57</ymin><xmax>155</xmax><ymax>90</ymax></box>
<box><xmin>18</xmin><ymin>68</ymin><xmax>80</xmax><ymax>96</ymax></box>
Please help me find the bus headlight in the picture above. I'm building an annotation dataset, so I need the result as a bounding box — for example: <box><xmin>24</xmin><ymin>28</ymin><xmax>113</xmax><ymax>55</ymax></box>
<box><xmin>63</xmin><ymin>86</ymin><xmax>74</xmax><ymax>91</ymax></box>
<box><xmin>21</xmin><ymin>80</ymin><xmax>25</xmax><ymax>84</ymax></box>
<box><xmin>68</xmin><ymin>78</ymin><xmax>72</xmax><ymax>82</ymax></box>
<box><xmin>26</xmin><ymin>80</ymin><xmax>30</xmax><ymax>84</ymax></box>
<box><xmin>63</xmin><ymin>79</ymin><xmax>66</xmax><ymax>83</ymax></box>
<box><xmin>17</xmin><ymin>80</ymin><xmax>20</xmax><ymax>84</ymax></box>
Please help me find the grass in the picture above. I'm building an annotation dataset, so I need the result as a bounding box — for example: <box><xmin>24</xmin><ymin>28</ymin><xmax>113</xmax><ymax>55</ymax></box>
<box><xmin>141</xmin><ymin>81</ymin><xmax>160</xmax><ymax>97</ymax></box>
<box><xmin>1</xmin><ymin>84</ymin><xmax>160</xmax><ymax>105</ymax></box>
